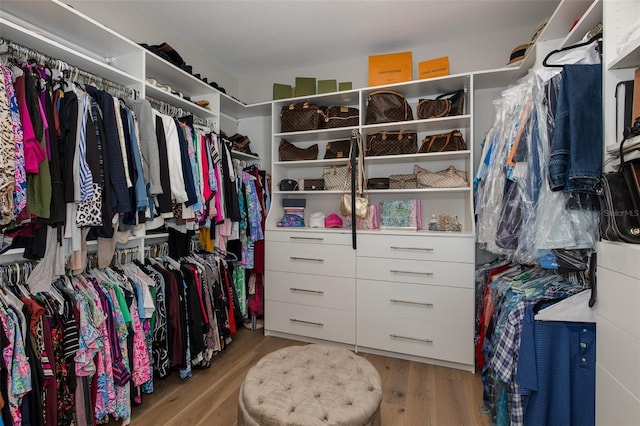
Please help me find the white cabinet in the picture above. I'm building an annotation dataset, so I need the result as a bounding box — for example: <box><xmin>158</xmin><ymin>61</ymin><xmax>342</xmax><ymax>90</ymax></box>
<box><xmin>597</xmin><ymin>0</ymin><xmax>640</xmax><ymax>424</ymax></box>
<box><xmin>356</xmin><ymin>233</ymin><xmax>475</xmax><ymax>370</ymax></box>
<box><xmin>264</xmin><ymin>73</ymin><xmax>476</xmax><ymax>369</ymax></box>
<box><xmin>264</xmin><ymin>230</ymin><xmax>357</xmax><ymax>344</ymax></box>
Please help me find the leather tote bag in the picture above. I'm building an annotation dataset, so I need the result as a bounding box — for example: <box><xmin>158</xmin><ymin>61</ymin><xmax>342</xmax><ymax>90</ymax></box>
<box><xmin>365</xmin><ymin>90</ymin><xmax>413</xmax><ymax>124</ymax></box>
<box><xmin>278</xmin><ymin>139</ymin><xmax>318</xmax><ymax>161</ymax></box>
<box><xmin>417</xmin><ymin>89</ymin><xmax>465</xmax><ymax>119</ymax></box>
<box><xmin>418</xmin><ymin>130</ymin><xmax>467</xmax><ymax>153</ymax></box>
<box><xmin>324</xmin><ymin>139</ymin><xmax>355</xmax><ymax>159</ymax></box>
<box><xmin>323</xmin><ymin>106</ymin><xmax>359</xmax><ymax>128</ymax></box>
<box><xmin>414</xmin><ymin>164</ymin><xmax>468</xmax><ymax>188</ymax></box>
<box><xmin>280</xmin><ymin>102</ymin><xmax>325</xmax><ymax>132</ymax></box>
<box><xmin>366</xmin><ymin>131</ymin><xmax>418</xmax><ymax>157</ymax></box>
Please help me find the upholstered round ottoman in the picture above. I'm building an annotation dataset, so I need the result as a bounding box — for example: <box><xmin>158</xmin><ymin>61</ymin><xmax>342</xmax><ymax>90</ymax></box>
<box><xmin>238</xmin><ymin>344</ymin><xmax>382</xmax><ymax>426</ymax></box>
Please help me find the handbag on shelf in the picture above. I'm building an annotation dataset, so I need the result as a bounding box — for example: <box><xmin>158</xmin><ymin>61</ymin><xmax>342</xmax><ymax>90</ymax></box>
<box><xmin>599</xmin><ymin>132</ymin><xmax>640</xmax><ymax>244</ymax></box>
<box><xmin>298</xmin><ymin>178</ymin><xmax>325</xmax><ymax>191</ymax></box>
<box><xmin>323</xmin><ymin>106</ymin><xmax>359</xmax><ymax>128</ymax></box>
<box><xmin>416</xmin><ymin>89</ymin><xmax>465</xmax><ymax>119</ymax></box>
<box><xmin>418</xmin><ymin>130</ymin><xmax>467</xmax><ymax>153</ymax></box>
<box><xmin>323</xmin><ymin>165</ymin><xmax>351</xmax><ymax>190</ymax></box>
<box><xmin>280</xmin><ymin>102</ymin><xmax>325</xmax><ymax>132</ymax></box>
<box><xmin>389</xmin><ymin>174</ymin><xmax>417</xmax><ymax>189</ymax></box>
<box><xmin>366</xmin><ymin>131</ymin><xmax>418</xmax><ymax>157</ymax></box>
<box><xmin>278</xmin><ymin>179</ymin><xmax>299</xmax><ymax>191</ymax></box>
<box><xmin>278</xmin><ymin>139</ymin><xmax>319</xmax><ymax>161</ymax></box>
<box><xmin>365</xmin><ymin>90</ymin><xmax>413</xmax><ymax>124</ymax></box>
<box><xmin>414</xmin><ymin>164</ymin><xmax>468</xmax><ymax>188</ymax></box>
<box><xmin>367</xmin><ymin>177</ymin><xmax>390</xmax><ymax>189</ymax></box>
<box><xmin>324</xmin><ymin>139</ymin><xmax>355</xmax><ymax>159</ymax></box>
<box><xmin>340</xmin><ymin>131</ymin><xmax>369</xmax><ymax>218</ymax></box>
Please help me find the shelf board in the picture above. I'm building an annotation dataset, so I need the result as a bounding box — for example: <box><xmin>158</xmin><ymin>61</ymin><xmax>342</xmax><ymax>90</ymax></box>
<box><xmin>364</xmin><ymin>150</ymin><xmax>471</xmax><ymax>164</ymax></box>
<box><xmin>145</xmin><ymin>84</ymin><xmax>217</xmax><ymax>119</ymax></box>
<box><xmin>608</xmin><ymin>40</ymin><xmax>640</xmax><ymax>70</ymax></box>
<box><xmin>144</xmin><ymin>52</ymin><xmax>215</xmax><ymax>97</ymax></box>
<box><xmin>221</xmin><ymin>93</ymin><xmax>271</xmax><ymax>119</ymax></box>
<box><xmin>0</xmin><ymin>0</ymin><xmax>141</xmax><ymax>62</ymax></box>
<box><xmin>559</xmin><ymin>0</ymin><xmax>602</xmax><ymax>49</ymax></box>
<box><xmin>272</xmin><ymin>90</ymin><xmax>360</xmax><ymax>108</ymax></box>
<box><xmin>231</xmin><ymin>150</ymin><xmax>261</xmax><ymax>161</ymax></box>
<box><xmin>0</xmin><ymin>17</ymin><xmax>142</xmax><ymax>88</ymax></box>
<box><xmin>275</xmin><ymin>158</ymin><xmax>352</xmax><ymax>168</ymax></box>
<box><xmin>362</xmin><ymin>115</ymin><xmax>471</xmax><ymax>134</ymax></box>
<box><xmin>538</xmin><ymin>0</ymin><xmax>595</xmax><ymax>42</ymax></box>
<box><xmin>275</xmin><ymin>127</ymin><xmax>357</xmax><ymax>142</ymax></box>
<box><xmin>366</xmin><ymin>187</ymin><xmax>471</xmax><ymax>194</ymax></box>
<box><xmin>361</xmin><ymin>73</ymin><xmax>472</xmax><ymax>99</ymax></box>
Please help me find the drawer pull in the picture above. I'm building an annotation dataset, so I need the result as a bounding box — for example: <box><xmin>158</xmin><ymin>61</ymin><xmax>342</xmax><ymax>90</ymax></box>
<box><xmin>290</xmin><ymin>256</ymin><xmax>325</xmax><ymax>262</ymax></box>
<box><xmin>390</xmin><ymin>246</ymin><xmax>434</xmax><ymax>252</ymax></box>
<box><xmin>290</xmin><ymin>236</ymin><xmax>324</xmax><ymax>241</ymax></box>
<box><xmin>390</xmin><ymin>269</ymin><xmax>434</xmax><ymax>276</ymax></box>
<box><xmin>390</xmin><ymin>299</ymin><xmax>434</xmax><ymax>307</ymax></box>
<box><xmin>290</xmin><ymin>318</ymin><xmax>324</xmax><ymax>327</ymax></box>
<box><xmin>290</xmin><ymin>287</ymin><xmax>325</xmax><ymax>295</ymax></box>
<box><xmin>390</xmin><ymin>334</ymin><xmax>433</xmax><ymax>344</ymax></box>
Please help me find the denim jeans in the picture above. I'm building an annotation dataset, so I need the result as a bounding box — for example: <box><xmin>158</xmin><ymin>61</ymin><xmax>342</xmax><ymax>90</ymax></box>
<box><xmin>549</xmin><ymin>64</ymin><xmax>602</xmax><ymax>193</ymax></box>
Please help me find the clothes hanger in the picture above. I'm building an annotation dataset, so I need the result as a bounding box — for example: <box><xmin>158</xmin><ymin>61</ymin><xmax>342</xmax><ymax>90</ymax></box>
<box><xmin>542</xmin><ymin>31</ymin><xmax>602</xmax><ymax>68</ymax></box>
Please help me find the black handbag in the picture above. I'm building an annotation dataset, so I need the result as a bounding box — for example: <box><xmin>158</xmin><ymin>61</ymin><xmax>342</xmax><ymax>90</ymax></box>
<box><xmin>279</xmin><ymin>179</ymin><xmax>299</xmax><ymax>191</ymax></box>
<box><xmin>598</xmin><ymin>134</ymin><xmax>640</xmax><ymax>244</ymax></box>
<box><xmin>367</xmin><ymin>178</ymin><xmax>390</xmax><ymax>189</ymax></box>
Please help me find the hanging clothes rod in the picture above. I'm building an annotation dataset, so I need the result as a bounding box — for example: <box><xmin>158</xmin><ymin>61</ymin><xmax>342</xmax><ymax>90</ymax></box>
<box><xmin>146</xmin><ymin>95</ymin><xmax>216</xmax><ymax>130</ymax></box>
<box><xmin>0</xmin><ymin>38</ymin><xmax>137</xmax><ymax>99</ymax></box>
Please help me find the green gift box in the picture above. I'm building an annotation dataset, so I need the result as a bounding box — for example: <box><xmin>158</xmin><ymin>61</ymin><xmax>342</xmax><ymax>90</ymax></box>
<box><xmin>318</xmin><ymin>79</ymin><xmax>337</xmax><ymax>94</ymax></box>
<box><xmin>339</xmin><ymin>82</ymin><xmax>353</xmax><ymax>91</ymax></box>
<box><xmin>273</xmin><ymin>83</ymin><xmax>293</xmax><ymax>100</ymax></box>
<box><xmin>295</xmin><ymin>77</ymin><xmax>316</xmax><ymax>97</ymax></box>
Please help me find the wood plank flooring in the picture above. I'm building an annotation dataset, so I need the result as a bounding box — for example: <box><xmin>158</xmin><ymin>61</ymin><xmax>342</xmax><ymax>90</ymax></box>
<box><xmin>121</xmin><ymin>328</ymin><xmax>489</xmax><ymax>425</ymax></box>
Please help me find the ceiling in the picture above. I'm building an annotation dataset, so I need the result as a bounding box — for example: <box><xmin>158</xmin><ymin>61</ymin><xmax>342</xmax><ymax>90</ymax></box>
<box><xmin>65</xmin><ymin>0</ymin><xmax>559</xmax><ymax>78</ymax></box>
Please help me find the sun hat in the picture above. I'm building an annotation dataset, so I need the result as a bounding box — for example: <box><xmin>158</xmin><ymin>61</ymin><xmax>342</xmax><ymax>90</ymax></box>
<box><xmin>506</xmin><ymin>43</ymin><xmax>530</xmax><ymax>66</ymax></box>
<box><xmin>324</xmin><ymin>213</ymin><xmax>343</xmax><ymax>228</ymax></box>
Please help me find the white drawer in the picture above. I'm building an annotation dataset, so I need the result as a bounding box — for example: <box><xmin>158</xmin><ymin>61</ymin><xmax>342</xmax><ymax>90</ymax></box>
<box><xmin>266</xmin><ymin>230</ymin><xmax>353</xmax><ymax>246</ymax></box>
<box><xmin>598</xmin><ymin>240</ymin><xmax>640</xmax><ymax>280</ymax></box>
<box><xmin>356</xmin><ymin>315</ymin><xmax>473</xmax><ymax>366</ymax></box>
<box><xmin>597</xmin><ymin>315</ymin><xmax>640</xmax><ymax>399</ymax></box>
<box><xmin>357</xmin><ymin>234</ymin><xmax>474</xmax><ymax>263</ymax></box>
<box><xmin>265</xmin><ymin>300</ymin><xmax>355</xmax><ymax>344</ymax></box>
<box><xmin>265</xmin><ymin>271</ymin><xmax>355</xmax><ymax>311</ymax></box>
<box><xmin>596</xmin><ymin>365</ymin><xmax>640</xmax><ymax>426</ymax></box>
<box><xmin>597</xmin><ymin>266</ymin><xmax>640</xmax><ymax>338</ymax></box>
<box><xmin>357</xmin><ymin>257</ymin><xmax>474</xmax><ymax>288</ymax></box>
<box><xmin>357</xmin><ymin>280</ymin><xmax>473</xmax><ymax>326</ymax></box>
<box><xmin>266</xmin><ymin>240</ymin><xmax>356</xmax><ymax>277</ymax></box>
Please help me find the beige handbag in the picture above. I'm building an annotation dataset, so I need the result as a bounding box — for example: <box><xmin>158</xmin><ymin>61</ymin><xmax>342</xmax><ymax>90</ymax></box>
<box><xmin>340</xmin><ymin>131</ymin><xmax>369</xmax><ymax>218</ymax></box>
<box><xmin>414</xmin><ymin>164</ymin><xmax>468</xmax><ymax>188</ymax></box>
<box><xmin>323</xmin><ymin>165</ymin><xmax>351</xmax><ymax>190</ymax></box>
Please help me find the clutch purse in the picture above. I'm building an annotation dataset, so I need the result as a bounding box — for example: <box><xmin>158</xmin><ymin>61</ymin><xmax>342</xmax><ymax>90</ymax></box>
<box><xmin>298</xmin><ymin>178</ymin><xmax>325</xmax><ymax>191</ymax></box>
<box><xmin>367</xmin><ymin>178</ymin><xmax>390</xmax><ymax>189</ymax></box>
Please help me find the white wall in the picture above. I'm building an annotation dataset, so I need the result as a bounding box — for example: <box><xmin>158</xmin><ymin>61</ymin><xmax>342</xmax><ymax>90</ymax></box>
<box><xmin>238</xmin><ymin>25</ymin><xmax>536</xmax><ymax>104</ymax></box>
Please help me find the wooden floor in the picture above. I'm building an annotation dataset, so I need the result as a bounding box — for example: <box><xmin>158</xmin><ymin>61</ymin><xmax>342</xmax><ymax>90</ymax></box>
<box><xmin>122</xmin><ymin>327</ymin><xmax>490</xmax><ymax>426</ymax></box>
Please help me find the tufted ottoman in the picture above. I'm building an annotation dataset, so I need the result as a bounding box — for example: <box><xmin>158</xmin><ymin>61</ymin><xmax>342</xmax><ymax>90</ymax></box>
<box><xmin>238</xmin><ymin>344</ymin><xmax>382</xmax><ymax>426</ymax></box>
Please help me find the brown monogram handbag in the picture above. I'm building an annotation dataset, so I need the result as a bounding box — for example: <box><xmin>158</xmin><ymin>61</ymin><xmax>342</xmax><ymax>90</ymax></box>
<box><xmin>324</xmin><ymin>106</ymin><xmax>359</xmax><ymax>128</ymax></box>
<box><xmin>324</xmin><ymin>139</ymin><xmax>354</xmax><ymax>159</ymax></box>
<box><xmin>365</xmin><ymin>90</ymin><xmax>414</xmax><ymax>124</ymax></box>
<box><xmin>418</xmin><ymin>130</ymin><xmax>467</xmax><ymax>153</ymax></box>
<box><xmin>417</xmin><ymin>90</ymin><xmax>465</xmax><ymax>119</ymax></box>
<box><xmin>366</xmin><ymin>131</ymin><xmax>418</xmax><ymax>157</ymax></box>
<box><xmin>278</xmin><ymin>139</ymin><xmax>319</xmax><ymax>161</ymax></box>
<box><xmin>280</xmin><ymin>102</ymin><xmax>325</xmax><ymax>132</ymax></box>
